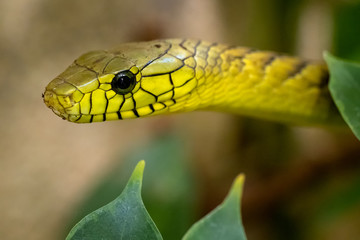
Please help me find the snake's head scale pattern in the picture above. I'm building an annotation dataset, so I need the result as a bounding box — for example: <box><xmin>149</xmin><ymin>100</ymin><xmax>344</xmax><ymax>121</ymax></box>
<box><xmin>43</xmin><ymin>39</ymin><xmax>202</xmax><ymax>123</ymax></box>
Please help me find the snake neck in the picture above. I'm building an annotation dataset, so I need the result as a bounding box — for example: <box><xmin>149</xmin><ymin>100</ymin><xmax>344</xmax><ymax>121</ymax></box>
<box><xmin>169</xmin><ymin>39</ymin><xmax>339</xmax><ymax>125</ymax></box>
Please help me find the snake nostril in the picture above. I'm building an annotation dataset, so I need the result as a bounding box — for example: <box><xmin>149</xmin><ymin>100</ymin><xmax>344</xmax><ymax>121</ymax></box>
<box><xmin>43</xmin><ymin>91</ymin><xmax>53</xmax><ymax>105</ymax></box>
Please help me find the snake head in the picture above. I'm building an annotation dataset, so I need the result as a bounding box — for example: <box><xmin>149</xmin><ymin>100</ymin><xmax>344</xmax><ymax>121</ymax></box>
<box><xmin>43</xmin><ymin>39</ymin><xmax>199</xmax><ymax>123</ymax></box>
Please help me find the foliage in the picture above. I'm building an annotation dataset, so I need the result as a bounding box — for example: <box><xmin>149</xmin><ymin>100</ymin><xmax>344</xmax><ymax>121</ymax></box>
<box><xmin>325</xmin><ymin>52</ymin><xmax>360</xmax><ymax>140</ymax></box>
<box><xmin>66</xmin><ymin>161</ymin><xmax>247</xmax><ymax>240</ymax></box>
<box><xmin>64</xmin><ymin>133</ymin><xmax>195</xmax><ymax>239</ymax></box>
<box><xmin>66</xmin><ymin>161</ymin><xmax>162</xmax><ymax>240</ymax></box>
<box><xmin>182</xmin><ymin>174</ymin><xmax>247</xmax><ymax>240</ymax></box>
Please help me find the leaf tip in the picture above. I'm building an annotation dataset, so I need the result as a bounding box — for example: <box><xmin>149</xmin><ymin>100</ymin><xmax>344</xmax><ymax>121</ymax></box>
<box><xmin>323</xmin><ymin>50</ymin><xmax>330</xmax><ymax>58</ymax></box>
<box><xmin>323</xmin><ymin>51</ymin><xmax>335</xmax><ymax>64</ymax></box>
<box><xmin>138</xmin><ymin>159</ymin><xmax>146</xmax><ymax>169</ymax></box>
<box><xmin>323</xmin><ymin>50</ymin><xmax>329</xmax><ymax>58</ymax></box>
<box><xmin>130</xmin><ymin>160</ymin><xmax>146</xmax><ymax>183</ymax></box>
<box><xmin>233</xmin><ymin>174</ymin><xmax>245</xmax><ymax>190</ymax></box>
<box><xmin>228</xmin><ymin>174</ymin><xmax>245</xmax><ymax>199</ymax></box>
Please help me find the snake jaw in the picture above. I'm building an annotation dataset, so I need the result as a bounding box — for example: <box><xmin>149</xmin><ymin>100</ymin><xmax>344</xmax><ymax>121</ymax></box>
<box><xmin>43</xmin><ymin>90</ymin><xmax>69</xmax><ymax>120</ymax></box>
<box><xmin>43</xmin><ymin>73</ymin><xmax>89</xmax><ymax>122</ymax></box>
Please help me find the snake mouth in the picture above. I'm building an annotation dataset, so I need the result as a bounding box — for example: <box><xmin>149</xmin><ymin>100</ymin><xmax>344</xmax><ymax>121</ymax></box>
<box><xmin>46</xmin><ymin>98</ymin><xmax>179</xmax><ymax>123</ymax></box>
<box><xmin>64</xmin><ymin>102</ymin><xmax>171</xmax><ymax>123</ymax></box>
<box><xmin>42</xmin><ymin>88</ymin><xmax>167</xmax><ymax>123</ymax></box>
<box><xmin>43</xmin><ymin>90</ymin><xmax>70</xmax><ymax>120</ymax></box>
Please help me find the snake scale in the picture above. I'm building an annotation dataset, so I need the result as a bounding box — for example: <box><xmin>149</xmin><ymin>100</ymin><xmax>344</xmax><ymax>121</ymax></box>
<box><xmin>43</xmin><ymin>39</ymin><xmax>341</xmax><ymax>125</ymax></box>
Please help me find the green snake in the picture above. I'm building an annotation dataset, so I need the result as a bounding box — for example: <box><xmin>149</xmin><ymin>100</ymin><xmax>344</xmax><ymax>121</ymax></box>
<box><xmin>43</xmin><ymin>39</ymin><xmax>341</xmax><ymax>125</ymax></box>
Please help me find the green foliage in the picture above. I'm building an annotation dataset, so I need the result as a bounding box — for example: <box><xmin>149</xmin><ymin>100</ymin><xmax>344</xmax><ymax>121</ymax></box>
<box><xmin>66</xmin><ymin>161</ymin><xmax>247</xmax><ymax>240</ymax></box>
<box><xmin>183</xmin><ymin>174</ymin><xmax>247</xmax><ymax>240</ymax></box>
<box><xmin>64</xmin><ymin>133</ymin><xmax>195</xmax><ymax>239</ymax></box>
<box><xmin>324</xmin><ymin>52</ymin><xmax>360</xmax><ymax>140</ymax></box>
<box><xmin>66</xmin><ymin>161</ymin><xmax>163</xmax><ymax>240</ymax></box>
<box><xmin>122</xmin><ymin>134</ymin><xmax>195</xmax><ymax>239</ymax></box>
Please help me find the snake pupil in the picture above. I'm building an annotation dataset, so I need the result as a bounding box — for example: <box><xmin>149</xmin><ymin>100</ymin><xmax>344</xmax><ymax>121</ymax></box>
<box><xmin>111</xmin><ymin>70</ymin><xmax>136</xmax><ymax>94</ymax></box>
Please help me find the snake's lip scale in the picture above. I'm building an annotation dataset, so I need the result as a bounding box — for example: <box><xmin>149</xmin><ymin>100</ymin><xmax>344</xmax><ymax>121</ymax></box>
<box><xmin>42</xmin><ymin>90</ymin><xmax>68</xmax><ymax>120</ymax></box>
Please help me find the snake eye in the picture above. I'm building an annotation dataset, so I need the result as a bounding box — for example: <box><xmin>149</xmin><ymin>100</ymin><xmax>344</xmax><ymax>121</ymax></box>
<box><xmin>111</xmin><ymin>70</ymin><xmax>136</xmax><ymax>95</ymax></box>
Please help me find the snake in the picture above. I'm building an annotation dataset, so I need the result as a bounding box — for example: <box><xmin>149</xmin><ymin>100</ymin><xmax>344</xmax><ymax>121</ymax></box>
<box><xmin>43</xmin><ymin>39</ymin><xmax>342</xmax><ymax>125</ymax></box>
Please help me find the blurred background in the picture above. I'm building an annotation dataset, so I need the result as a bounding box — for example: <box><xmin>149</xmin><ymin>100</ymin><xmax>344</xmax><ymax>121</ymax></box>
<box><xmin>1</xmin><ymin>0</ymin><xmax>360</xmax><ymax>239</ymax></box>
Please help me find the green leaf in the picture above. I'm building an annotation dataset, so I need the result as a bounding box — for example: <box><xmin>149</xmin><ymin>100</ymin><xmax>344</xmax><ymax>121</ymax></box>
<box><xmin>124</xmin><ymin>134</ymin><xmax>195</xmax><ymax>239</ymax></box>
<box><xmin>324</xmin><ymin>52</ymin><xmax>360</xmax><ymax>140</ymax></box>
<box><xmin>182</xmin><ymin>174</ymin><xmax>247</xmax><ymax>240</ymax></box>
<box><xmin>66</xmin><ymin>160</ymin><xmax>163</xmax><ymax>240</ymax></box>
<box><xmin>64</xmin><ymin>133</ymin><xmax>195</xmax><ymax>239</ymax></box>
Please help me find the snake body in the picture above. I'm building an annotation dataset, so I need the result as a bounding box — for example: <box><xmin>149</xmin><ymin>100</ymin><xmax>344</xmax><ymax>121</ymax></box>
<box><xmin>43</xmin><ymin>39</ymin><xmax>340</xmax><ymax>125</ymax></box>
